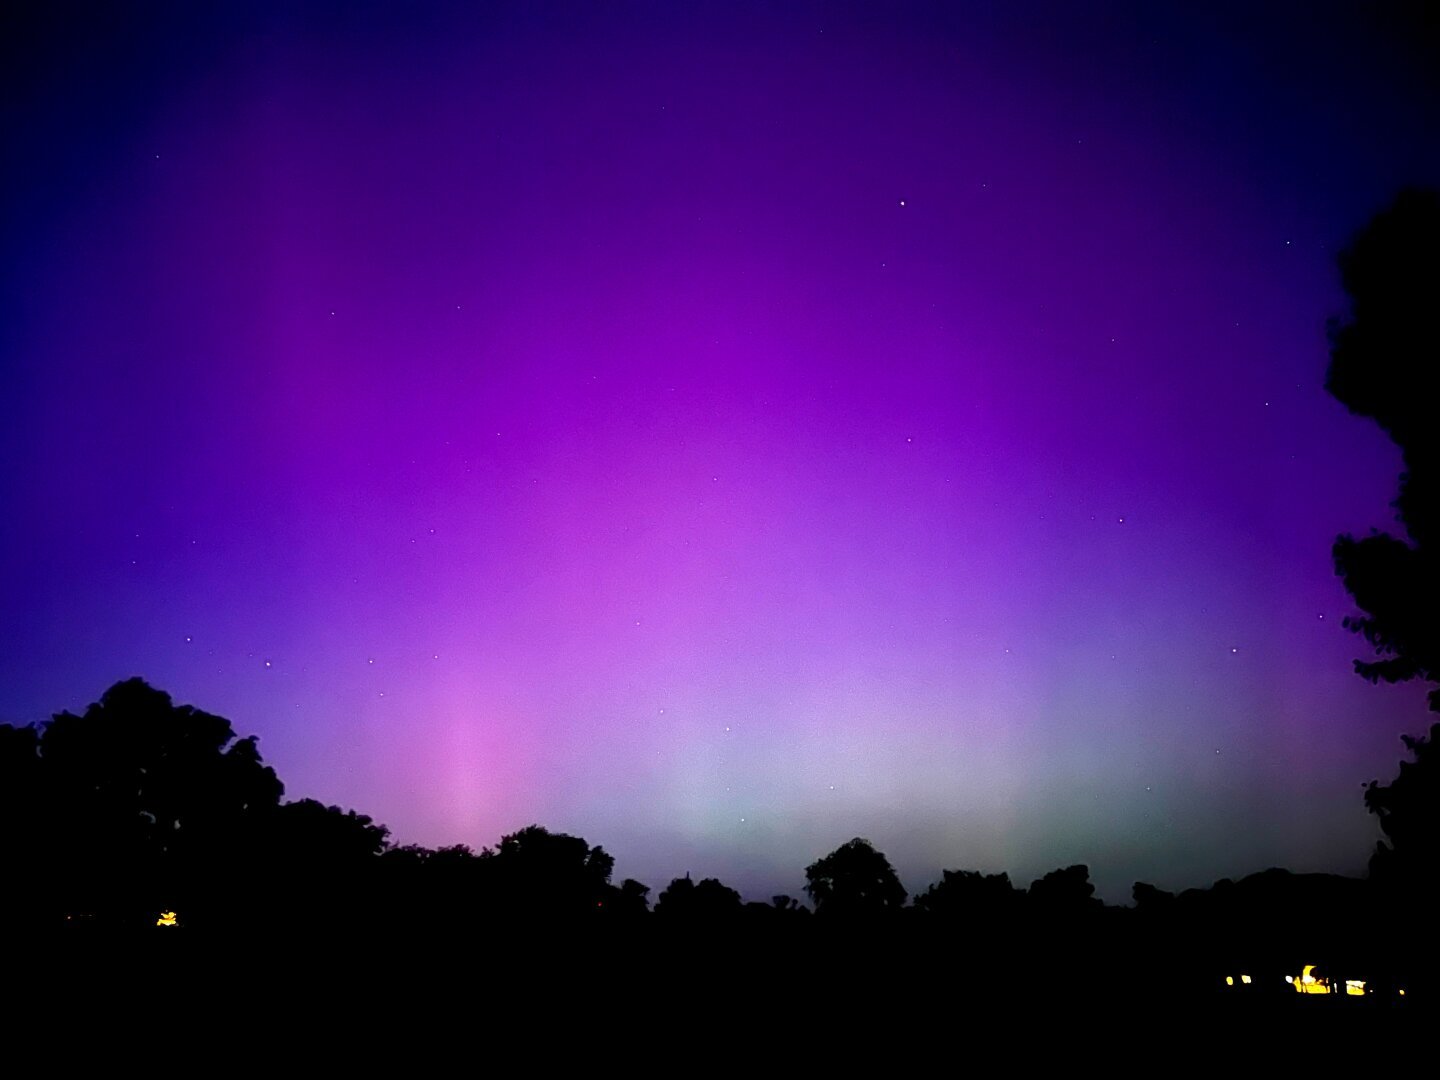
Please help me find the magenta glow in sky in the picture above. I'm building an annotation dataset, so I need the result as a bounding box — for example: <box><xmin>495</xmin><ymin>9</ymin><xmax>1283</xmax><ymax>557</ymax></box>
<box><xmin>4</xmin><ymin>2</ymin><xmax>1440</xmax><ymax>901</ymax></box>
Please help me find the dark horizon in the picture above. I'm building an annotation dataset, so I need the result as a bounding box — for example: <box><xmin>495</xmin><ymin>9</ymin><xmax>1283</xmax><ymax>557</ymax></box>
<box><xmin>5</xmin><ymin>673</ymin><xmax>1410</xmax><ymax>911</ymax></box>
<box><xmin>3</xmin><ymin>673</ymin><xmax>1426</xmax><ymax>1019</ymax></box>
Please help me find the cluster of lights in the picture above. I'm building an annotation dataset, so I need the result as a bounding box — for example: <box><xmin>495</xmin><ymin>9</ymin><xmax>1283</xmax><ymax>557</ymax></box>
<box><xmin>1227</xmin><ymin>966</ymin><xmax>1408</xmax><ymax>998</ymax></box>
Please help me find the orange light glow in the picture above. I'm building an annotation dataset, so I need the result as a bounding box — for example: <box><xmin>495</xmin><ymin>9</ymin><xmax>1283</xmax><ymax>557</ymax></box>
<box><xmin>156</xmin><ymin>910</ymin><xmax>178</xmax><ymax>927</ymax></box>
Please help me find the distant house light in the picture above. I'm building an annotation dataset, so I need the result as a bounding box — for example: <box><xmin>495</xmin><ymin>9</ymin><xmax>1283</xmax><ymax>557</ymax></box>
<box><xmin>1293</xmin><ymin>964</ymin><xmax>1330</xmax><ymax>994</ymax></box>
<box><xmin>156</xmin><ymin>911</ymin><xmax>178</xmax><ymax>927</ymax></box>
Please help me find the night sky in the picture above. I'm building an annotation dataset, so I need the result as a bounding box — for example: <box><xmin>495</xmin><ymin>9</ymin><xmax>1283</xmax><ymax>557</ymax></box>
<box><xmin>5</xmin><ymin>2</ymin><xmax>1440</xmax><ymax>903</ymax></box>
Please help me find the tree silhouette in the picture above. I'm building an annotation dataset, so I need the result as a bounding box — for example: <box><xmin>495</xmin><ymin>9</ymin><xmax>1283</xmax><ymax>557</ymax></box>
<box><xmin>1327</xmin><ymin>190</ymin><xmax>1440</xmax><ymax>907</ymax></box>
<box><xmin>269</xmin><ymin>798</ymin><xmax>389</xmax><ymax>862</ymax></box>
<box><xmin>1366</xmin><ymin>722</ymin><xmax>1440</xmax><ymax>891</ymax></box>
<box><xmin>1131</xmin><ymin>881</ymin><xmax>1177</xmax><ymax>914</ymax></box>
<box><xmin>259</xmin><ymin>798</ymin><xmax>390</xmax><ymax>924</ymax></box>
<box><xmin>483</xmin><ymin>824</ymin><xmax>615</xmax><ymax>917</ymax></box>
<box><xmin>0</xmin><ymin>723</ymin><xmax>45</xmax><ymax>924</ymax></box>
<box><xmin>653</xmin><ymin>873</ymin><xmax>742</xmax><ymax>918</ymax></box>
<box><xmin>610</xmin><ymin>877</ymin><xmax>652</xmax><ymax>916</ymax></box>
<box><xmin>1027</xmin><ymin>864</ymin><xmax>1100</xmax><ymax>915</ymax></box>
<box><xmin>803</xmin><ymin>838</ymin><xmax>906</xmax><ymax>916</ymax></box>
<box><xmin>1327</xmin><ymin>188</ymin><xmax>1440</xmax><ymax>708</ymax></box>
<box><xmin>4</xmin><ymin>674</ymin><xmax>1410</xmax><ymax>990</ymax></box>
<box><xmin>912</xmin><ymin>869</ymin><xmax>1022</xmax><ymax>920</ymax></box>
<box><xmin>0</xmin><ymin>678</ymin><xmax>285</xmax><ymax>926</ymax></box>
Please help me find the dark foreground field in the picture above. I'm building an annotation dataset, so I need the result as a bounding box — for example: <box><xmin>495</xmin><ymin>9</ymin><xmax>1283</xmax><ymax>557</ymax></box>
<box><xmin>7</xmin><ymin>922</ymin><xmax>1418</xmax><ymax>1067</ymax></box>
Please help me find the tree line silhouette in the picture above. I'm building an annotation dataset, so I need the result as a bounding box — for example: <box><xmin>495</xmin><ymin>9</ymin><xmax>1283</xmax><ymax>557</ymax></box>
<box><xmin>0</xmin><ymin>674</ymin><xmax>1422</xmax><ymax>1000</ymax></box>
<box><xmin>1</xmin><ymin>190</ymin><xmax>1436</xmax><ymax>1006</ymax></box>
<box><xmin>0</xmin><ymin>676</ymin><xmax>1113</xmax><ymax>932</ymax></box>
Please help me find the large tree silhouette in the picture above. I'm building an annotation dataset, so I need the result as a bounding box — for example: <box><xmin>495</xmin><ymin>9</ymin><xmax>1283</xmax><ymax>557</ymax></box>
<box><xmin>0</xmin><ymin>678</ymin><xmax>285</xmax><ymax>925</ymax></box>
<box><xmin>803</xmin><ymin>838</ymin><xmax>906</xmax><ymax>916</ymax></box>
<box><xmin>1328</xmin><ymin>189</ymin><xmax>1440</xmax><ymax>897</ymax></box>
<box><xmin>482</xmin><ymin>824</ymin><xmax>616</xmax><ymax>917</ymax></box>
<box><xmin>0</xmin><ymin>679</ymin><xmax>404</xmax><ymax>929</ymax></box>
<box><xmin>1327</xmin><ymin>188</ymin><xmax>1440</xmax><ymax>707</ymax></box>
